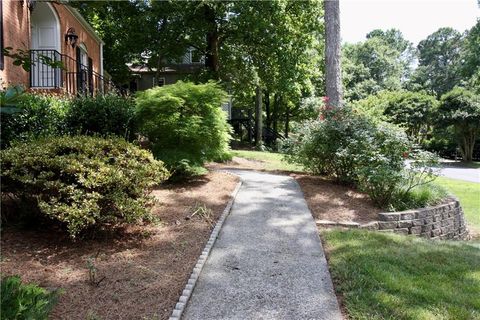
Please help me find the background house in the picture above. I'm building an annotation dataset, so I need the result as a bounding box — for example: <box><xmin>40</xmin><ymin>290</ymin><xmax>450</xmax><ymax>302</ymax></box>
<box><xmin>0</xmin><ymin>0</ymin><xmax>111</xmax><ymax>94</ymax></box>
<box><xmin>128</xmin><ymin>47</ymin><xmax>204</xmax><ymax>92</ymax></box>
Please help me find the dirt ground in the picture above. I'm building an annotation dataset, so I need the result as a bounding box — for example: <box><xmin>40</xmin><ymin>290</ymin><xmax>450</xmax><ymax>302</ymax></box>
<box><xmin>0</xmin><ymin>171</ymin><xmax>238</xmax><ymax>320</ymax></box>
<box><xmin>210</xmin><ymin>158</ymin><xmax>381</xmax><ymax>224</ymax></box>
<box><xmin>294</xmin><ymin>174</ymin><xmax>381</xmax><ymax>223</ymax></box>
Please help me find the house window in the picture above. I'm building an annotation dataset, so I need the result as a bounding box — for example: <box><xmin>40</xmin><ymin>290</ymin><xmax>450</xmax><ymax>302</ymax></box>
<box><xmin>191</xmin><ymin>49</ymin><xmax>203</xmax><ymax>63</ymax></box>
<box><xmin>153</xmin><ymin>77</ymin><xmax>165</xmax><ymax>87</ymax></box>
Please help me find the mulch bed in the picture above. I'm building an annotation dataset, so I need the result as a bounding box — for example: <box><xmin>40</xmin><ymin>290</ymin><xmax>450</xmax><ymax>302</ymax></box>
<box><xmin>210</xmin><ymin>158</ymin><xmax>381</xmax><ymax>224</ymax></box>
<box><xmin>0</xmin><ymin>171</ymin><xmax>238</xmax><ymax>320</ymax></box>
<box><xmin>293</xmin><ymin>174</ymin><xmax>381</xmax><ymax>223</ymax></box>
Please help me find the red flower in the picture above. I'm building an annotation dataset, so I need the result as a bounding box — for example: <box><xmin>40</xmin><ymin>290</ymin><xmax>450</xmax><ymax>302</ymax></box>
<box><xmin>319</xmin><ymin>114</ymin><xmax>325</xmax><ymax>120</ymax></box>
<box><xmin>402</xmin><ymin>152</ymin><xmax>409</xmax><ymax>159</ymax></box>
<box><xmin>322</xmin><ymin>96</ymin><xmax>330</xmax><ymax>103</ymax></box>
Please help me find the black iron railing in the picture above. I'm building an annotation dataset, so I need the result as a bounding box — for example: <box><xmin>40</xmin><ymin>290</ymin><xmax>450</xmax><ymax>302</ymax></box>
<box><xmin>30</xmin><ymin>49</ymin><xmax>115</xmax><ymax>95</ymax></box>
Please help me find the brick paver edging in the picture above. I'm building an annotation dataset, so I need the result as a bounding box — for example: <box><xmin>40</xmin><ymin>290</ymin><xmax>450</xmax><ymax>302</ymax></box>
<box><xmin>168</xmin><ymin>178</ymin><xmax>243</xmax><ymax>320</ymax></box>
<box><xmin>316</xmin><ymin>197</ymin><xmax>469</xmax><ymax>240</ymax></box>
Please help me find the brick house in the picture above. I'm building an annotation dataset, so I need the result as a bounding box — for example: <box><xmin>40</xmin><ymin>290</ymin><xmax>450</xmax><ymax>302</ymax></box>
<box><xmin>0</xmin><ymin>0</ymin><xmax>111</xmax><ymax>94</ymax></box>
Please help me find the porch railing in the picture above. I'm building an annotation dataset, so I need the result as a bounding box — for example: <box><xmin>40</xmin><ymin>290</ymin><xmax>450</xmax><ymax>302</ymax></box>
<box><xmin>30</xmin><ymin>49</ymin><xmax>115</xmax><ymax>95</ymax></box>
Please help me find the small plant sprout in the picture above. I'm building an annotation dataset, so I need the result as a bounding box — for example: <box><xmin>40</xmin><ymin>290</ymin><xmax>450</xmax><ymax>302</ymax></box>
<box><xmin>86</xmin><ymin>251</ymin><xmax>105</xmax><ymax>287</ymax></box>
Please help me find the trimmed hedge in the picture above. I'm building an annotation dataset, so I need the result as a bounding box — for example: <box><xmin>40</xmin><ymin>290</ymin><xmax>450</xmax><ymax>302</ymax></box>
<box><xmin>1</xmin><ymin>136</ymin><xmax>169</xmax><ymax>238</ymax></box>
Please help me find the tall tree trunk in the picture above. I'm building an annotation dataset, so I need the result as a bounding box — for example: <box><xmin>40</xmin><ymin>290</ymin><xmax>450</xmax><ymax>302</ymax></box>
<box><xmin>204</xmin><ymin>4</ymin><xmax>219</xmax><ymax>78</ymax></box>
<box><xmin>265</xmin><ymin>90</ymin><xmax>271</xmax><ymax>130</ymax></box>
<box><xmin>325</xmin><ymin>0</ymin><xmax>343</xmax><ymax>108</ymax></box>
<box><xmin>255</xmin><ymin>85</ymin><xmax>263</xmax><ymax>146</ymax></box>
<box><xmin>273</xmin><ymin>93</ymin><xmax>279</xmax><ymax>135</ymax></box>
<box><xmin>284</xmin><ymin>107</ymin><xmax>290</xmax><ymax>138</ymax></box>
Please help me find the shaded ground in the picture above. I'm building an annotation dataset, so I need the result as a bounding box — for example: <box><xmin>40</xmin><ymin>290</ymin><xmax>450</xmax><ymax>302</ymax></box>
<box><xmin>0</xmin><ymin>171</ymin><xmax>238</xmax><ymax>320</ymax></box>
<box><xmin>183</xmin><ymin>170</ymin><xmax>342</xmax><ymax>320</ymax></box>
<box><xmin>293</xmin><ymin>175</ymin><xmax>381</xmax><ymax>223</ymax></box>
<box><xmin>210</xmin><ymin>157</ymin><xmax>381</xmax><ymax>224</ymax></box>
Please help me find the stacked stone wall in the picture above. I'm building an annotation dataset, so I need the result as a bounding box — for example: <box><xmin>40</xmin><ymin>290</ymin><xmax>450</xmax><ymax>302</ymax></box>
<box><xmin>316</xmin><ymin>198</ymin><xmax>469</xmax><ymax>240</ymax></box>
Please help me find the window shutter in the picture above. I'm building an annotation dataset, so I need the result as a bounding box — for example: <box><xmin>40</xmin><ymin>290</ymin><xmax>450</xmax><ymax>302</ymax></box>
<box><xmin>88</xmin><ymin>57</ymin><xmax>93</xmax><ymax>95</ymax></box>
<box><xmin>76</xmin><ymin>47</ymin><xmax>82</xmax><ymax>93</ymax></box>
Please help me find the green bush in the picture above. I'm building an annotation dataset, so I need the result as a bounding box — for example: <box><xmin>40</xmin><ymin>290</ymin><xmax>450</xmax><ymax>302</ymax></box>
<box><xmin>1</xmin><ymin>136</ymin><xmax>169</xmax><ymax>238</ymax></box>
<box><xmin>0</xmin><ymin>93</ymin><xmax>68</xmax><ymax>149</ymax></box>
<box><xmin>135</xmin><ymin>81</ymin><xmax>232</xmax><ymax>177</ymax></box>
<box><xmin>1</xmin><ymin>275</ymin><xmax>60</xmax><ymax>320</ymax></box>
<box><xmin>282</xmin><ymin>106</ymin><xmax>442</xmax><ymax>210</ymax></box>
<box><xmin>438</xmin><ymin>87</ymin><xmax>480</xmax><ymax>162</ymax></box>
<box><xmin>65</xmin><ymin>94</ymin><xmax>136</xmax><ymax>140</ymax></box>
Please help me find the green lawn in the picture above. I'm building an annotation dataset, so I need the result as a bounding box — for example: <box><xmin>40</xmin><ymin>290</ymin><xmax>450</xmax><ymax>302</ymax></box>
<box><xmin>323</xmin><ymin>229</ymin><xmax>480</xmax><ymax>320</ymax></box>
<box><xmin>231</xmin><ymin>150</ymin><xmax>303</xmax><ymax>172</ymax></box>
<box><xmin>435</xmin><ymin>177</ymin><xmax>480</xmax><ymax>234</ymax></box>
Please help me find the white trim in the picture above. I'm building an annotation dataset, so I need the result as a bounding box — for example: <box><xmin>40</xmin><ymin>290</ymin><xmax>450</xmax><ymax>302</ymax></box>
<box><xmin>63</xmin><ymin>5</ymin><xmax>104</xmax><ymax>45</ymax></box>
<box><xmin>47</xmin><ymin>2</ymin><xmax>62</xmax><ymax>53</ymax></box>
<box><xmin>100</xmin><ymin>42</ymin><xmax>104</xmax><ymax>78</ymax></box>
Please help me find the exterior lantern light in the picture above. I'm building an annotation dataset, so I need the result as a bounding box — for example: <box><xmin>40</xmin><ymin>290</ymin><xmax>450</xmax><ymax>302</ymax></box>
<box><xmin>65</xmin><ymin>27</ymin><xmax>79</xmax><ymax>48</ymax></box>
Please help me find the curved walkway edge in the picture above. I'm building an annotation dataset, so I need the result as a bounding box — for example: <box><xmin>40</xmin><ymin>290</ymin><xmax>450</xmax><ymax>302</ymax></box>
<box><xmin>181</xmin><ymin>170</ymin><xmax>342</xmax><ymax>320</ymax></box>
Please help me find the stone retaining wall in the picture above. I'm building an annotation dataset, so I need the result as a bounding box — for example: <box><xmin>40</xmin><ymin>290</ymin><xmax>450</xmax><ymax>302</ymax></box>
<box><xmin>316</xmin><ymin>198</ymin><xmax>469</xmax><ymax>240</ymax></box>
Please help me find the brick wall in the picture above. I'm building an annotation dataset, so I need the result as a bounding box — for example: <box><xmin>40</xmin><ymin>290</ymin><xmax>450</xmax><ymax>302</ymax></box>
<box><xmin>52</xmin><ymin>3</ymin><xmax>102</xmax><ymax>75</ymax></box>
<box><xmin>1</xmin><ymin>0</ymin><xmax>30</xmax><ymax>86</ymax></box>
<box><xmin>1</xmin><ymin>1</ymin><xmax>102</xmax><ymax>89</ymax></box>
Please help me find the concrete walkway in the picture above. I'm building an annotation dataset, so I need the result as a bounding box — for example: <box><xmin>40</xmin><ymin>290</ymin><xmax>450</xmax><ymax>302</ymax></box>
<box><xmin>183</xmin><ymin>170</ymin><xmax>342</xmax><ymax>320</ymax></box>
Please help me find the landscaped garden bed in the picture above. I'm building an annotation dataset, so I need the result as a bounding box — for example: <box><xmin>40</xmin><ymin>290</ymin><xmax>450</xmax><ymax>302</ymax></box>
<box><xmin>0</xmin><ymin>171</ymin><xmax>238</xmax><ymax>319</ymax></box>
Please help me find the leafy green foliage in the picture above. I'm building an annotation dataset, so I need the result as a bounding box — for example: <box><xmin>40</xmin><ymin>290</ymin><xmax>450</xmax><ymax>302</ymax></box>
<box><xmin>355</xmin><ymin>90</ymin><xmax>438</xmax><ymax>144</ymax></box>
<box><xmin>342</xmin><ymin>29</ymin><xmax>414</xmax><ymax>101</ymax></box>
<box><xmin>1</xmin><ymin>275</ymin><xmax>60</xmax><ymax>320</ymax></box>
<box><xmin>282</xmin><ymin>107</ymin><xmax>441</xmax><ymax>209</ymax></box>
<box><xmin>2</xmin><ymin>47</ymin><xmax>65</xmax><ymax>72</ymax></box>
<box><xmin>0</xmin><ymin>85</ymin><xmax>25</xmax><ymax>113</ymax></box>
<box><xmin>0</xmin><ymin>93</ymin><xmax>68</xmax><ymax>149</ymax></box>
<box><xmin>1</xmin><ymin>136</ymin><xmax>169</xmax><ymax>238</ymax></box>
<box><xmin>135</xmin><ymin>81</ymin><xmax>232</xmax><ymax>176</ymax></box>
<box><xmin>410</xmin><ymin>27</ymin><xmax>464</xmax><ymax>97</ymax></box>
<box><xmin>64</xmin><ymin>94</ymin><xmax>136</xmax><ymax>140</ymax></box>
<box><xmin>438</xmin><ymin>87</ymin><xmax>480</xmax><ymax>162</ymax></box>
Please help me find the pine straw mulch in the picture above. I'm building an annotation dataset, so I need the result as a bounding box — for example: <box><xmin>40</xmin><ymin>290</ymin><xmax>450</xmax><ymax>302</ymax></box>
<box><xmin>209</xmin><ymin>157</ymin><xmax>381</xmax><ymax>224</ymax></box>
<box><xmin>0</xmin><ymin>171</ymin><xmax>239</xmax><ymax>320</ymax></box>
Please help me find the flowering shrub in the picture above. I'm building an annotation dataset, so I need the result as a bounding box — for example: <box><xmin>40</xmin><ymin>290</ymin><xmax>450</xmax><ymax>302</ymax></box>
<box><xmin>1</xmin><ymin>136</ymin><xmax>169</xmax><ymax>238</ymax></box>
<box><xmin>282</xmin><ymin>106</ymin><xmax>442</xmax><ymax>209</ymax></box>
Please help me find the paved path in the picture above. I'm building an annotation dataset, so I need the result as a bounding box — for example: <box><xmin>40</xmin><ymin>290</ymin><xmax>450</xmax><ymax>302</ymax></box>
<box><xmin>183</xmin><ymin>170</ymin><xmax>342</xmax><ymax>320</ymax></box>
<box><xmin>439</xmin><ymin>166</ymin><xmax>480</xmax><ymax>183</ymax></box>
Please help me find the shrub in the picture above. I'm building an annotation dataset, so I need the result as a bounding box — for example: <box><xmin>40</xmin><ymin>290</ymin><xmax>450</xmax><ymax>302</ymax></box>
<box><xmin>438</xmin><ymin>87</ymin><xmax>480</xmax><ymax>162</ymax></box>
<box><xmin>0</xmin><ymin>93</ymin><xmax>68</xmax><ymax>149</ymax></box>
<box><xmin>135</xmin><ymin>81</ymin><xmax>232</xmax><ymax>177</ymax></box>
<box><xmin>1</xmin><ymin>136</ymin><xmax>169</xmax><ymax>238</ymax></box>
<box><xmin>355</xmin><ymin>90</ymin><xmax>438</xmax><ymax>145</ymax></box>
<box><xmin>282</xmin><ymin>106</ymin><xmax>442</xmax><ymax>210</ymax></box>
<box><xmin>1</xmin><ymin>275</ymin><xmax>60</xmax><ymax>320</ymax></box>
<box><xmin>64</xmin><ymin>94</ymin><xmax>136</xmax><ymax>140</ymax></box>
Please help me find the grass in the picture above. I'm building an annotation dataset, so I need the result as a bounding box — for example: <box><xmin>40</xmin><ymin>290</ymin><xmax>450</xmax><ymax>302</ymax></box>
<box><xmin>323</xmin><ymin>229</ymin><xmax>480</xmax><ymax>320</ymax></box>
<box><xmin>435</xmin><ymin>176</ymin><xmax>480</xmax><ymax>234</ymax></box>
<box><xmin>231</xmin><ymin>149</ymin><xmax>304</xmax><ymax>172</ymax></box>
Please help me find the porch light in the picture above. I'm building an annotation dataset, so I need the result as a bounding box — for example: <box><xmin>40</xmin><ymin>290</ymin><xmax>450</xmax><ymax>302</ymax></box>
<box><xmin>65</xmin><ymin>28</ymin><xmax>79</xmax><ymax>48</ymax></box>
<box><xmin>22</xmin><ymin>0</ymin><xmax>36</xmax><ymax>11</ymax></box>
